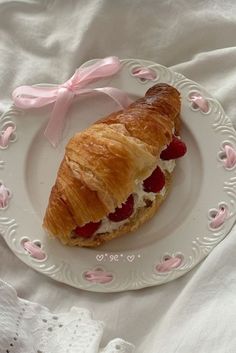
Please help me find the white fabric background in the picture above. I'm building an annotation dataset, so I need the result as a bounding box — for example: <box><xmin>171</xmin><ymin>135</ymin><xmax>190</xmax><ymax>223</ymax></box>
<box><xmin>1</xmin><ymin>0</ymin><xmax>236</xmax><ymax>352</ymax></box>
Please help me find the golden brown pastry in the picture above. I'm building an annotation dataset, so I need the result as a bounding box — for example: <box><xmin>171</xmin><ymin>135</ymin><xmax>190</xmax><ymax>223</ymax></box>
<box><xmin>43</xmin><ymin>83</ymin><xmax>186</xmax><ymax>247</ymax></box>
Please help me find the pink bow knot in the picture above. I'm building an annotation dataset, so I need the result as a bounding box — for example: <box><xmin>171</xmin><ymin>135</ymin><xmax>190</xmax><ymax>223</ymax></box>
<box><xmin>12</xmin><ymin>56</ymin><xmax>132</xmax><ymax>147</ymax></box>
<box><xmin>60</xmin><ymin>82</ymin><xmax>75</xmax><ymax>92</ymax></box>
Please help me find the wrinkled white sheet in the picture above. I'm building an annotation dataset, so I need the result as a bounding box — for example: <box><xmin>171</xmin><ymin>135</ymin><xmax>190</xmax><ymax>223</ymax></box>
<box><xmin>1</xmin><ymin>1</ymin><xmax>236</xmax><ymax>352</ymax></box>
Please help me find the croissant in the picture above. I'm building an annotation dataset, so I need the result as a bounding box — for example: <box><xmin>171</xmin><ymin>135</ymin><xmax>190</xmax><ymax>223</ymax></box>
<box><xmin>43</xmin><ymin>83</ymin><xmax>186</xmax><ymax>247</ymax></box>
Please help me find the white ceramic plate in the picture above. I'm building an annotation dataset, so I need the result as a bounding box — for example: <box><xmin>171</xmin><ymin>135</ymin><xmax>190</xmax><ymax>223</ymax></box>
<box><xmin>1</xmin><ymin>58</ymin><xmax>236</xmax><ymax>292</ymax></box>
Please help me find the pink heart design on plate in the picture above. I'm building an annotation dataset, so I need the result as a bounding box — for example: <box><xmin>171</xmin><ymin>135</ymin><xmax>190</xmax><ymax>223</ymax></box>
<box><xmin>189</xmin><ymin>92</ymin><xmax>209</xmax><ymax>113</ymax></box>
<box><xmin>220</xmin><ymin>144</ymin><xmax>236</xmax><ymax>169</ymax></box>
<box><xmin>23</xmin><ymin>241</ymin><xmax>46</xmax><ymax>260</ymax></box>
<box><xmin>132</xmin><ymin>67</ymin><xmax>157</xmax><ymax>80</ymax></box>
<box><xmin>0</xmin><ymin>182</ymin><xmax>11</xmax><ymax>209</ymax></box>
<box><xmin>84</xmin><ymin>268</ymin><xmax>113</xmax><ymax>284</ymax></box>
<box><xmin>156</xmin><ymin>256</ymin><xmax>183</xmax><ymax>273</ymax></box>
<box><xmin>0</xmin><ymin>125</ymin><xmax>15</xmax><ymax>148</ymax></box>
<box><xmin>209</xmin><ymin>205</ymin><xmax>228</xmax><ymax>229</ymax></box>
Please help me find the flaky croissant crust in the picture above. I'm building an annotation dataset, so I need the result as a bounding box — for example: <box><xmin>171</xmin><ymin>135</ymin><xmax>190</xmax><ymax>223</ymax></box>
<box><xmin>43</xmin><ymin>83</ymin><xmax>180</xmax><ymax>238</ymax></box>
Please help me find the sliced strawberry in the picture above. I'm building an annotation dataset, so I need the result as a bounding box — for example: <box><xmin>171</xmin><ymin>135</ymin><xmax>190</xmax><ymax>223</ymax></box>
<box><xmin>74</xmin><ymin>221</ymin><xmax>102</xmax><ymax>238</ymax></box>
<box><xmin>143</xmin><ymin>166</ymin><xmax>165</xmax><ymax>193</ymax></box>
<box><xmin>108</xmin><ymin>194</ymin><xmax>134</xmax><ymax>222</ymax></box>
<box><xmin>160</xmin><ymin>136</ymin><xmax>187</xmax><ymax>160</ymax></box>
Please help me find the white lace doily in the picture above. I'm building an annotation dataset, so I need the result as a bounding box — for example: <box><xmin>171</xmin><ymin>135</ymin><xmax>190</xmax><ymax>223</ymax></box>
<box><xmin>0</xmin><ymin>280</ymin><xmax>135</xmax><ymax>353</ymax></box>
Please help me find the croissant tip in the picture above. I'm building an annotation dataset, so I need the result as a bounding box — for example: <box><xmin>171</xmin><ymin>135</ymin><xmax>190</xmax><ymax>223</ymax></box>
<box><xmin>145</xmin><ymin>83</ymin><xmax>180</xmax><ymax>97</ymax></box>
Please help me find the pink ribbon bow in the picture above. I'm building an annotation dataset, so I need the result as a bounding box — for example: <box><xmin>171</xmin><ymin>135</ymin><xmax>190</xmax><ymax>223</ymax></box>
<box><xmin>12</xmin><ymin>56</ymin><xmax>132</xmax><ymax>147</ymax></box>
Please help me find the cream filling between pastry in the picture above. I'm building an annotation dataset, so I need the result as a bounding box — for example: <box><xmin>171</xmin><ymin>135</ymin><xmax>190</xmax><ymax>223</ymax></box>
<box><xmin>95</xmin><ymin>159</ymin><xmax>175</xmax><ymax>235</ymax></box>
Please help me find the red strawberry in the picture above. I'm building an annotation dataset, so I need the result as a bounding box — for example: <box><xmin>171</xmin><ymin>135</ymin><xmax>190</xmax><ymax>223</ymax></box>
<box><xmin>160</xmin><ymin>136</ymin><xmax>187</xmax><ymax>160</ymax></box>
<box><xmin>74</xmin><ymin>221</ymin><xmax>102</xmax><ymax>238</ymax></box>
<box><xmin>143</xmin><ymin>166</ymin><xmax>165</xmax><ymax>193</ymax></box>
<box><xmin>108</xmin><ymin>194</ymin><xmax>134</xmax><ymax>222</ymax></box>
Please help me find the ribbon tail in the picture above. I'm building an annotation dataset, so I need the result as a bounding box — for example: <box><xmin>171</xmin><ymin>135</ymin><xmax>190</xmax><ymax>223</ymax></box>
<box><xmin>12</xmin><ymin>86</ymin><xmax>58</xmax><ymax>109</ymax></box>
<box><xmin>44</xmin><ymin>88</ymin><xmax>74</xmax><ymax>147</ymax></box>
<box><xmin>93</xmin><ymin>87</ymin><xmax>133</xmax><ymax>109</ymax></box>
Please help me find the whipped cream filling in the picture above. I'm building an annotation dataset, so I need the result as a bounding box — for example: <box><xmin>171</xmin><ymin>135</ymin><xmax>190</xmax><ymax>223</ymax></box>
<box><xmin>95</xmin><ymin>159</ymin><xmax>175</xmax><ymax>235</ymax></box>
<box><xmin>159</xmin><ymin>159</ymin><xmax>175</xmax><ymax>173</ymax></box>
